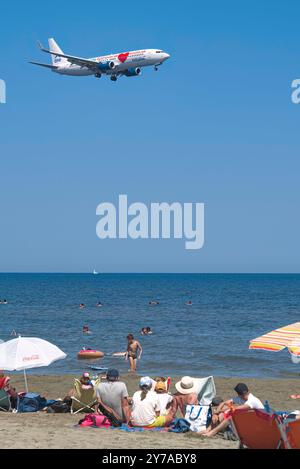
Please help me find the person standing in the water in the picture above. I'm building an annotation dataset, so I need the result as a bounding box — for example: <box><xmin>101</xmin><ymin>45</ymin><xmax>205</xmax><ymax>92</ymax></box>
<box><xmin>126</xmin><ymin>334</ymin><xmax>142</xmax><ymax>373</ymax></box>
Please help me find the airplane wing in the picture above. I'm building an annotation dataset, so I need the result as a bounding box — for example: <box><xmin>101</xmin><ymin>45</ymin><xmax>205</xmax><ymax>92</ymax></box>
<box><xmin>29</xmin><ymin>61</ymin><xmax>59</xmax><ymax>69</ymax></box>
<box><xmin>38</xmin><ymin>42</ymin><xmax>100</xmax><ymax>70</ymax></box>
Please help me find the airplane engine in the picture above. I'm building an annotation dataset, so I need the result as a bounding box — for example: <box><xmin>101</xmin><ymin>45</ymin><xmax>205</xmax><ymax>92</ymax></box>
<box><xmin>124</xmin><ymin>67</ymin><xmax>141</xmax><ymax>77</ymax></box>
<box><xmin>97</xmin><ymin>61</ymin><xmax>115</xmax><ymax>71</ymax></box>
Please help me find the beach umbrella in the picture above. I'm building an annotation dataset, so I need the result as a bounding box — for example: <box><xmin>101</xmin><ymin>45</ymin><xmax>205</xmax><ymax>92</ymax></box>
<box><xmin>249</xmin><ymin>322</ymin><xmax>300</xmax><ymax>364</ymax></box>
<box><xmin>0</xmin><ymin>336</ymin><xmax>67</xmax><ymax>391</ymax></box>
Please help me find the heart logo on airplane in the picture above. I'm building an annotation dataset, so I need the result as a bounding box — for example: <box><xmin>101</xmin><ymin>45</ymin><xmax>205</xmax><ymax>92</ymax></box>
<box><xmin>118</xmin><ymin>53</ymin><xmax>129</xmax><ymax>63</ymax></box>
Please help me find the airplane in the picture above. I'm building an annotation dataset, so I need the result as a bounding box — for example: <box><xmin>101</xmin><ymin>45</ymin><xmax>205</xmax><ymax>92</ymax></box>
<box><xmin>29</xmin><ymin>38</ymin><xmax>170</xmax><ymax>81</ymax></box>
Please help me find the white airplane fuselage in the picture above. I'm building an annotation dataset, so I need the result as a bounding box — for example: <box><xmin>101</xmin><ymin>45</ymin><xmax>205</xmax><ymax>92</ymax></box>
<box><xmin>54</xmin><ymin>49</ymin><xmax>169</xmax><ymax>76</ymax></box>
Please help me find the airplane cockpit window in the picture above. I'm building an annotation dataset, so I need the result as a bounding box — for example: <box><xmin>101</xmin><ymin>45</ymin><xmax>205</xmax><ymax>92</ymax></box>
<box><xmin>156</xmin><ymin>50</ymin><xmax>163</xmax><ymax>53</ymax></box>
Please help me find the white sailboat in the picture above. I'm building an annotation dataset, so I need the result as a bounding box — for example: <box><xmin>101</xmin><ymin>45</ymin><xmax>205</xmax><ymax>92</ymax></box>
<box><xmin>93</xmin><ymin>269</ymin><xmax>99</xmax><ymax>275</ymax></box>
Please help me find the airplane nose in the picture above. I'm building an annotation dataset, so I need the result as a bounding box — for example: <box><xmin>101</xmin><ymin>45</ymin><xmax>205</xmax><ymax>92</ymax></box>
<box><xmin>164</xmin><ymin>53</ymin><xmax>170</xmax><ymax>59</ymax></box>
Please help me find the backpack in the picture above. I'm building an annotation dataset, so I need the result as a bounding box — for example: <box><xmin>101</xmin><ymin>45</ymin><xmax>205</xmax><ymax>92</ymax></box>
<box><xmin>47</xmin><ymin>401</ymin><xmax>71</xmax><ymax>413</ymax></box>
<box><xmin>79</xmin><ymin>413</ymin><xmax>111</xmax><ymax>428</ymax></box>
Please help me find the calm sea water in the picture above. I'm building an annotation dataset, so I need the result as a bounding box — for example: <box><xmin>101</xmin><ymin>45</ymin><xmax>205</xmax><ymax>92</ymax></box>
<box><xmin>0</xmin><ymin>273</ymin><xmax>299</xmax><ymax>379</ymax></box>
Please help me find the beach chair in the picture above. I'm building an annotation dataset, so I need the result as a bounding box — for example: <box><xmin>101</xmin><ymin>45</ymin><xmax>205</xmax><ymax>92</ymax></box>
<box><xmin>230</xmin><ymin>408</ymin><xmax>284</xmax><ymax>449</ymax></box>
<box><xmin>183</xmin><ymin>376</ymin><xmax>216</xmax><ymax>431</ymax></box>
<box><xmin>70</xmin><ymin>378</ymin><xmax>99</xmax><ymax>414</ymax></box>
<box><xmin>281</xmin><ymin>418</ymin><xmax>300</xmax><ymax>449</ymax></box>
<box><xmin>192</xmin><ymin>376</ymin><xmax>216</xmax><ymax>405</ymax></box>
<box><xmin>0</xmin><ymin>389</ymin><xmax>11</xmax><ymax>412</ymax></box>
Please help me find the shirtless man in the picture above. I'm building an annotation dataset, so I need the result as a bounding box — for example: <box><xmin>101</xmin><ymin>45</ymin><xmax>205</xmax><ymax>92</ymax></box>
<box><xmin>126</xmin><ymin>334</ymin><xmax>142</xmax><ymax>373</ymax></box>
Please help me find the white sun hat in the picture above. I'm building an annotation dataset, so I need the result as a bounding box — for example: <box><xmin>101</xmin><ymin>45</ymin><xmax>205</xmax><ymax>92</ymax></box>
<box><xmin>175</xmin><ymin>376</ymin><xmax>197</xmax><ymax>394</ymax></box>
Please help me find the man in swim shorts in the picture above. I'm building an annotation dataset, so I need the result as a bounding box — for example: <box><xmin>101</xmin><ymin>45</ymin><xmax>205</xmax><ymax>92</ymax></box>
<box><xmin>126</xmin><ymin>334</ymin><xmax>143</xmax><ymax>373</ymax></box>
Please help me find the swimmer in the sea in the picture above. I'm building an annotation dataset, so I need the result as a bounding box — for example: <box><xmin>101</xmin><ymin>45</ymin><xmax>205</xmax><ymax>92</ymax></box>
<box><xmin>83</xmin><ymin>325</ymin><xmax>91</xmax><ymax>334</ymax></box>
<box><xmin>185</xmin><ymin>300</ymin><xmax>192</xmax><ymax>305</ymax></box>
<box><xmin>79</xmin><ymin>303</ymin><xmax>85</xmax><ymax>309</ymax></box>
<box><xmin>146</xmin><ymin>327</ymin><xmax>153</xmax><ymax>335</ymax></box>
<box><xmin>149</xmin><ymin>300</ymin><xmax>159</xmax><ymax>305</ymax></box>
<box><xmin>96</xmin><ymin>302</ymin><xmax>103</xmax><ymax>307</ymax></box>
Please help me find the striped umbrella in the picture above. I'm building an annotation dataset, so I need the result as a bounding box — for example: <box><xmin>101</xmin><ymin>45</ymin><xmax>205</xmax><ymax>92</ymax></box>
<box><xmin>249</xmin><ymin>322</ymin><xmax>300</xmax><ymax>363</ymax></box>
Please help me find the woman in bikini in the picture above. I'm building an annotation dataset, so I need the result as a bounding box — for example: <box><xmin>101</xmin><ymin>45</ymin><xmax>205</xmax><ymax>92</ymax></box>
<box><xmin>126</xmin><ymin>334</ymin><xmax>143</xmax><ymax>373</ymax></box>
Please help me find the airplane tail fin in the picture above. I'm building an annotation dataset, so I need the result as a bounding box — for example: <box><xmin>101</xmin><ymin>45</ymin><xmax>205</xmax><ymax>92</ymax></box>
<box><xmin>48</xmin><ymin>38</ymin><xmax>68</xmax><ymax>66</ymax></box>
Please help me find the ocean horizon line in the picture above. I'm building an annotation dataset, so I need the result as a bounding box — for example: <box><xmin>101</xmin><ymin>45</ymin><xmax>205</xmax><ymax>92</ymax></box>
<box><xmin>0</xmin><ymin>271</ymin><xmax>300</xmax><ymax>275</ymax></box>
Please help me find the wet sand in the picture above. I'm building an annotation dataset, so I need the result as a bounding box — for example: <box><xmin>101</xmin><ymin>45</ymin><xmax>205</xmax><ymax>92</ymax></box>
<box><xmin>1</xmin><ymin>374</ymin><xmax>299</xmax><ymax>449</ymax></box>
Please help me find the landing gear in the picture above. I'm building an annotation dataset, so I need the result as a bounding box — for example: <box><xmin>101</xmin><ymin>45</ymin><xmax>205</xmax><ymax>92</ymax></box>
<box><xmin>110</xmin><ymin>75</ymin><xmax>117</xmax><ymax>82</ymax></box>
<box><xmin>94</xmin><ymin>73</ymin><xmax>102</xmax><ymax>78</ymax></box>
<box><xmin>154</xmin><ymin>66</ymin><xmax>159</xmax><ymax>71</ymax></box>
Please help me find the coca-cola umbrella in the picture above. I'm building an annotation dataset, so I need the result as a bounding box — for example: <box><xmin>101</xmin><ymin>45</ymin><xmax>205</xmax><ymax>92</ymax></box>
<box><xmin>0</xmin><ymin>336</ymin><xmax>67</xmax><ymax>391</ymax></box>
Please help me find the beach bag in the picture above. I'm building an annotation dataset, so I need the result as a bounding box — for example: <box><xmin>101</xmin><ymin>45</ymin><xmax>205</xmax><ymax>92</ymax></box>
<box><xmin>79</xmin><ymin>413</ymin><xmax>111</xmax><ymax>428</ymax></box>
<box><xmin>47</xmin><ymin>401</ymin><xmax>71</xmax><ymax>413</ymax></box>
<box><xmin>18</xmin><ymin>393</ymin><xmax>48</xmax><ymax>413</ymax></box>
<box><xmin>184</xmin><ymin>405</ymin><xmax>212</xmax><ymax>432</ymax></box>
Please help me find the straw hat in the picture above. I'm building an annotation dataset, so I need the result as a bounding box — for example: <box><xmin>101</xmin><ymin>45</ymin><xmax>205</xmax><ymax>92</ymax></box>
<box><xmin>175</xmin><ymin>376</ymin><xmax>197</xmax><ymax>394</ymax></box>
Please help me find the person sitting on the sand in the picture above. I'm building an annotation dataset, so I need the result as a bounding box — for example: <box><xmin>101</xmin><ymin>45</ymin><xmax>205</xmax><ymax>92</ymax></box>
<box><xmin>172</xmin><ymin>376</ymin><xmax>198</xmax><ymax>417</ymax></box>
<box><xmin>0</xmin><ymin>371</ymin><xmax>18</xmax><ymax>410</ymax></box>
<box><xmin>130</xmin><ymin>377</ymin><xmax>173</xmax><ymax>427</ymax></box>
<box><xmin>0</xmin><ymin>371</ymin><xmax>10</xmax><ymax>390</ymax></box>
<box><xmin>79</xmin><ymin>372</ymin><xmax>93</xmax><ymax>390</ymax></box>
<box><xmin>67</xmin><ymin>372</ymin><xmax>94</xmax><ymax>397</ymax></box>
<box><xmin>154</xmin><ymin>380</ymin><xmax>174</xmax><ymax>416</ymax></box>
<box><xmin>96</xmin><ymin>369</ymin><xmax>130</xmax><ymax>423</ymax></box>
<box><xmin>199</xmin><ymin>382</ymin><xmax>264</xmax><ymax>437</ymax></box>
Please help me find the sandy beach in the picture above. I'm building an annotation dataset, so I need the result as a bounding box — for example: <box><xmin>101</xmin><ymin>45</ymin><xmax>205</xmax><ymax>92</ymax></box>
<box><xmin>1</xmin><ymin>374</ymin><xmax>299</xmax><ymax>449</ymax></box>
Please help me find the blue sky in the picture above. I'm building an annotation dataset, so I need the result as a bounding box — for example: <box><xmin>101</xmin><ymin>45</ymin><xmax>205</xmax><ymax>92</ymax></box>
<box><xmin>0</xmin><ymin>0</ymin><xmax>300</xmax><ymax>272</ymax></box>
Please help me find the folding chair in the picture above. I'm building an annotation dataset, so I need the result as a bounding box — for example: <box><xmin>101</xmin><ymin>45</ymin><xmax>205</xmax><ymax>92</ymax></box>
<box><xmin>281</xmin><ymin>418</ymin><xmax>300</xmax><ymax>449</ymax></box>
<box><xmin>70</xmin><ymin>378</ymin><xmax>99</xmax><ymax>414</ymax></box>
<box><xmin>192</xmin><ymin>376</ymin><xmax>216</xmax><ymax>405</ymax></box>
<box><xmin>230</xmin><ymin>408</ymin><xmax>284</xmax><ymax>449</ymax></box>
<box><xmin>0</xmin><ymin>389</ymin><xmax>11</xmax><ymax>412</ymax></box>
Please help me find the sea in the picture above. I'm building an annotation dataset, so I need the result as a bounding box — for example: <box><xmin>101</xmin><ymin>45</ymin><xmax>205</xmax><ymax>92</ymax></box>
<box><xmin>0</xmin><ymin>273</ymin><xmax>299</xmax><ymax>380</ymax></box>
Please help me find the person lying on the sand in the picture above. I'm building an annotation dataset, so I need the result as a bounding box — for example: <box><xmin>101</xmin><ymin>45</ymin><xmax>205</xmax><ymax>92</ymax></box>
<box><xmin>96</xmin><ymin>369</ymin><xmax>130</xmax><ymax>423</ymax></box>
<box><xmin>199</xmin><ymin>382</ymin><xmax>264</xmax><ymax>437</ymax></box>
<box><xmin>130</xmin><ymin>377</ymin><xmax>173</xmax><ymax>427</ymax></box>
<box><xmin>172</xmin><ymin>376</ymin><xmax>198</xmax><ymax>417</ymax></box>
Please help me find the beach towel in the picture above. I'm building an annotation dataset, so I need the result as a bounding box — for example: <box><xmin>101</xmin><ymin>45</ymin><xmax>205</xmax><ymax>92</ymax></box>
<box><xmin>111</xmin><ymin>424</ymin><xmax>168</xmax><ymax>432</ymax></box>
